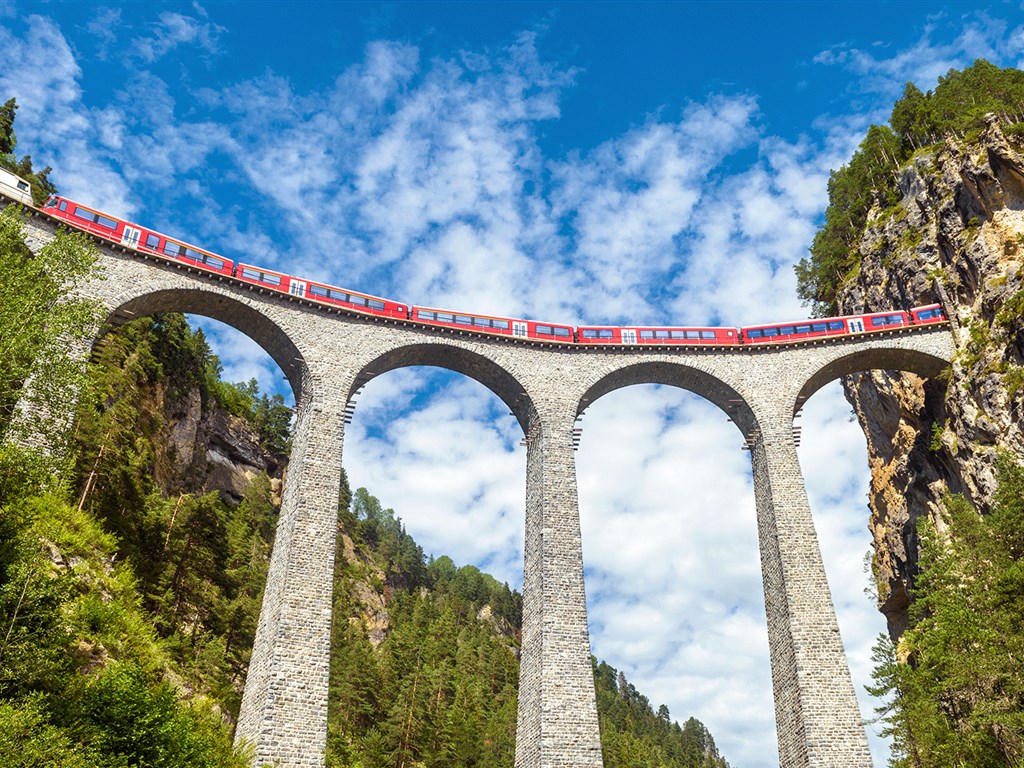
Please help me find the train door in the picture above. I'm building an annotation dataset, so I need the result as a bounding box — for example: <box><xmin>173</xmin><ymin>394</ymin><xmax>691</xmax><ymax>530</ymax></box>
<box><xmin>848</xmin><ymin>318</ymin><xmax>865</xmax><ymax>333</ymax></box>
<box><xmin>513</xmin><ymin>321</ymin><xmax>528</xmax><ymax>338</ymax></box>
<box><xmin>621</xmin><ymin>329</ymin><xmax>638</xmax><ymax>344</ymax></box>
<box><xmin>290</xmin><ymin>280</ymin><xmax>306</xmax><ymax>298</ymax></box>
<box><xmin>121</xmin><ymin>226</ymin><xmax>141</xmax><ymax>248</ymax></box>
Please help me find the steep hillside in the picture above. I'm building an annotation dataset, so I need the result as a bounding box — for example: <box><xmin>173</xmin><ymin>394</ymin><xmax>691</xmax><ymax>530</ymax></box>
<box><xmin>797</xmin><ymin>60</ymin><xmax>1024</xmax><ymax>637</ymax></box>
<box><xmin>798</xmin><ymin>58</ymin><xmax>1024</xmax><ymax>767</ymax></box>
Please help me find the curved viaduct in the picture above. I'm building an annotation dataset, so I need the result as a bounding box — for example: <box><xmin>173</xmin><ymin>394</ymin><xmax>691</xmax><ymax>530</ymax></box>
<box><xmin>18</xmin><ymin>211</ymin><xmax>955</xmax><ymax>768</ymax></box>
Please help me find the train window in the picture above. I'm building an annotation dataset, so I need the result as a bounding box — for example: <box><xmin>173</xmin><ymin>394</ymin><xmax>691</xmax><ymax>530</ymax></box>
<box><xmin>494</xmin><ymin>320</ymin><xmax>510</xmax><ymax>330</ymax></box>
<box><xmin>796</xmin><ymin>324</ymin><xmax>811</xmax><ymax>333</ymax></box>
<box><xmin>640</xmin><ymin>330</ymin><xmax>654</xmax><ymax>339</ymax></box>
<box><xmin>437</xmin><ymin>312</ymin><xmax>453</xmax><ymax>322</ymax></box>
<box><xmin>349</xmin><ymin>295</ymin><xmax>367</xmax><ymax>306</ymax></box>
<box><xmin>683</xmin><ymin>330</ymin><xmax>698</xmax><ymax>339</ymax></box>
<box><xmin>473</xmin><ymin>317</ymin><xmax>490</xmax><ymax>326</ymax></box>
<box><xmin>309</xmin><ymin>284</ymin><xmax>328</xmax><ymax>297</ymax></box>
<box><xmin>368</xmin><ymin>299</ymin><xmax>385</xmax><ymax>310</ymax></box>
<box><xmin>670</xmin><ymin>331</ymin><xmax>686</xmax><ymax>339</ymax></box>
<box><xmin>204</xmin><ymin>255</ymin><xmax>225</xmax><ymax>270</ymax></box>
<box><xmin>163</xmin><ymin>241</ymin><xmax>183</xmax><ymax>257</ymax></box>
<box><xmin>455</xmin><ymin>315</ymin><xmax>473</xmax><ymax>325</ymax></box>
<box><xmin>812</xmin><ymin>323</ymin><xmax>827</xmax><ymax>332</ymax></box>
<box><xmin>780</xmin><ymin>326</ymin><xmax>794</xmax><ymax>335</ymax></box>
<box><xmin>828</xmin><ymin>321</ymin><xmax>844</xmax><ymax>331</ymax></box>
<box><xmin>701</xmin><ymin>331</ymin><xmax>716</xmax><ymax>339</ymax></box>
<box><xmin>536</xmin><ymin>325</ymin><xmax>553</xmax><ymax>335</ymax></box>
<box><xmin>44</xmin><ymin>197</ymin><xmax>57</xmax><ymax>208</ymax></box>
<box><xmin>416</xmin><ymin>310</ymin><xmax>434</xmax><ymax>321</ymax></box>
<box><xmin>870</xmin><ymin>317</ymin><xmax>885</xmax><ymax>327</ymax></box>
<box><xmin>554</xmin><ymin>327</ymin><xmax>570</xmax><ymax>337</ymax></box>
<box><xmin>146</xmin><ymin>234</ymin><xmax>160</xmax><ymax>249</ymax></box>
<box><xmin>16</xmin><ymin>181</ymin><xmax>28</xmax><ymax>192</ymax></box>
<box><xmin>889</xmin><ymin>314</ymin><xmax>904</xmax><ymax>324</ymax></box>
<box><xmin>581</xmin><ymin>329</ymin><xmax>597</xmax><ymax>338</ymax></box>
<box><xmin>73</xmin><ymin>207</ymin><xmax>117</xmax><ymax>229</ymax></box>
<box><xmin>764</xmin><ymin>328</ymin><xmax>779</xmax><ymax>337</ymax></box>
<box><xmin>747</xmin><ymin>329</ymin><xmax>763</xmax><ymax>338</ymax></box>
<box><xmin>599</xmin><ymin>329</ymin><xmax>614</xmax><ymax>338</ymax></box>
<box><xmin>59</xmin><ymin>200</ymin><xmax>68</xmax><ymax>211</ymax></box>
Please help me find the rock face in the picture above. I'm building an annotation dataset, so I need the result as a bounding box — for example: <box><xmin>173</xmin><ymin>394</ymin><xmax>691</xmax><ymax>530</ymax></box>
<box><xmin>153</xmin><ymin>381</ymin><xmax>285</xmax><ymax>505</ymax></box>
<box><xmin>837</xmin><ymin>116</ymin><xmax>1024</xmax><ymax>636</ymax></box>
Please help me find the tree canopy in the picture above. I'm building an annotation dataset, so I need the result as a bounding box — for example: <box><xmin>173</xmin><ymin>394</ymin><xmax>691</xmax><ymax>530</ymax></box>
<box><xmin>796</xmin><ymin>60</ymin><xmax>1024</xmax><ymax>315</ymax></box>
<box><xmin>0</xmin><ymin>97</ymin><xmax>57</xmax><ymax>206</ymax></box>
<box><xmin>869</xmin><ymin>456</ymin><xmax>1024</xmax><ymax>767</ymax></box>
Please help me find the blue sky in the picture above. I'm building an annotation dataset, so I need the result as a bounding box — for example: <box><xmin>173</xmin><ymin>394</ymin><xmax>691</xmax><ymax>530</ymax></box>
<box><xmin>3</xmin><ymin>2</ymin><xmax>1024</xmax><ymax>766</ymax></box>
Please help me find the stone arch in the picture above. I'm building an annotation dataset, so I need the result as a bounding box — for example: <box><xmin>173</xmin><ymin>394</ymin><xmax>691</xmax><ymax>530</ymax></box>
<box><xmin>348</xmin><ymin>342</ymin><xmax>539</xmax><ymax>431</ymax></box>
<box><xmin>100</xmin><ymin>287</ymin><xmax>308</xmax><ymax>402</ymax></box>
<box><xmin>577</xmin><ymin>360</ymin><xmax>758</xmax><ymax>436</ymax></box>
<box><xmin>795</xmin><ymin>345</ymin><xmax>951</xmax><ymax>415</ymax></box>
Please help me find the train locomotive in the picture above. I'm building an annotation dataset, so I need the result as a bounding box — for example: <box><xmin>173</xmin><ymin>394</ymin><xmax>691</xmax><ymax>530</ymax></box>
<box><xmin>20</xmin><ymin>184</ymin><xmax>947</xmax><ymax>346</ymax></box>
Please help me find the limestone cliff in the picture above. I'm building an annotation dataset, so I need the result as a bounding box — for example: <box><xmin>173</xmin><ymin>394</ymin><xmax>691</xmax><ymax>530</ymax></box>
<box><xmin>153</xmin><ymin>381</ymin><xmax>286</xmax><ymax>505</ymax></box>
<box><xmin>836</xmin><ymin>115</ymin><xmax>1024</xmax><ymax>635</ymax></box>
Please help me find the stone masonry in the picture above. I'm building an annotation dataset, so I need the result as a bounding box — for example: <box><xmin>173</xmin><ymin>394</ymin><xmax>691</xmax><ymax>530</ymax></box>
<box><xmin>14</xmin><ymin>205</ymin><xmax>956</xmax><ymax>768</ymax></box>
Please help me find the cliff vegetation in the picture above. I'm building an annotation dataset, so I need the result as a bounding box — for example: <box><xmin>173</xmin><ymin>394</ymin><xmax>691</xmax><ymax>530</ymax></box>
<box><xmin>799</xmin><ymin>60</ymin><xmax>1024</xmax><ymax>767</ymax></box>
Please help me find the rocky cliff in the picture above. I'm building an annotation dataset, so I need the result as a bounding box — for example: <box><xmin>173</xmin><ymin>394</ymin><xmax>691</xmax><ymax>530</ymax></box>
<box><xmin>156</xmin><ymin>382</ymin><xmax>285</xmax><ymax>505</ymax></box>
<box><xmin>837</xmin><ymin>115</ymin><xmax>1024</xmax><ymax>635</ymax></box>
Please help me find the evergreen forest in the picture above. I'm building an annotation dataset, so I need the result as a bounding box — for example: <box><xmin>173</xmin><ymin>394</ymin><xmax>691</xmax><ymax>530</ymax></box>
<box><xmin>0</xmin><ymin>194</ymin><xmax>730</xmax><ymax>767</ymax></box>
<box><xmin>795</xmin><ymin>59</ymin><xmax>1024</xmax><ymax>315</ymax></box>
<box><xmin>869</xmin><ymin>457</ymin><xmax>1024</xmax><ymax>766</ymax></box>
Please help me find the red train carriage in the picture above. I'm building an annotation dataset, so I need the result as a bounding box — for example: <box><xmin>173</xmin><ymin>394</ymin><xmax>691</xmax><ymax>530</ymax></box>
<box><xmin>742</xmin><ymin>310</ymin><xmax>910</xmax><ymax>344</ymax></box>
<box><xmin>910</xmin><ymin>303</ymin><xmax>947</xmax><ymax>325</ymax></box>
<box><xmin>298</xmin><ymin>277</ymin><xmax>407</xmax><ymax>318</ymax></box>
<box><xmin>577</xmin><ymin>325</ymin><xmax>739</xmax><ymax>345</ymax></box>
<box><xmin>411</xmin><ymin>306</ymin><xmax>574</xmax><ymax>342</ymax></box>
<box><xmin>43</xmin><ymin>196</ymin><xmax>234</xmax><ymax>276</ymax></box>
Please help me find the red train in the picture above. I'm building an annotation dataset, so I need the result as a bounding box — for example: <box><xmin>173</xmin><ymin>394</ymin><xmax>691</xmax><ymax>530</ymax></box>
<box><xmin>38</xmin><ymin>193</ymin><xmax>947</xmax><ymax>346</ymax></box>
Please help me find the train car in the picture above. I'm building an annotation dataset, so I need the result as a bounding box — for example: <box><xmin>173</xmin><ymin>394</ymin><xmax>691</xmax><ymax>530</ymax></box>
<box><xmin>411</xmin><ymin>306</ymin><xmax>574</xmax><ymax>342</ymax></box>
<box><xmin>236</xmin><ymin>263</ymin><xmax>302</xmax><ymax>296</ymax></box>
<box><xmin>577</xmin><ymin>325</ymin><xmax>739</xmax><ymax>345</ymax></box>
<box><xmin>296</xmin><ymin>277</ymin><xmax>407</xmax><ymax>318</ymax></box>
<box><xmin>910</xmin><ymin>303</ymin><xmax>947</xmax><ymax>325</ymax></box>
<box><xmin>0</xmin><ymin>168</ymin><xmax>33</xmax><ymax>206</ymax></box>
<box><xmin>43</xmin><ymin>195</ymin><xmax>234</xmax><ymax>276</ymax></box>
<box><xmin>742</xmin><ymin>310</ymin><xmax>910</xmax><ymax>344</ymax></box>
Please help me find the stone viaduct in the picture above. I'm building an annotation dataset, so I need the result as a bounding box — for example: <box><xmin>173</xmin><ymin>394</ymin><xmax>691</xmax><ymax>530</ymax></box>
<box><xmin>15</xmin><ymin>208</ymin><xmax>956</xmax><ymax>768</ymax></box>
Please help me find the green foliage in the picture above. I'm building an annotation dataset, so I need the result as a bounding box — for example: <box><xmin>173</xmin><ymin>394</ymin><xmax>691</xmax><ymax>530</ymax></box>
<box><xmin>1004</xmin><ymin>366</ymin><xmax>1024</xmax><ymax>398</ymax></box>
<box><xmin>211</xmin><ymin>378</ymin><xmax>292</xmax><ymax>454</ymax></box>
<box><xmin>0</xmin><ymin>98</ymin><xmax>57</xmax><ymax>206</ymax></box>
<box><xmin>594</xmin><ymin>660</ymin><xmax>730</xmax><ymax>768</ymax></box>
<box><xmin>955</xmin><ymin>319</ymin><xmax>994</xmax><ymax>370</ymax></box>
<box><xmin>327</xmin><ymin>487</ymin><xmax>521</xmax><ymax>768</ymax></box>
<box><xmin>870</xmin><ymin>456</ymin><xmax>1024</xmax><ymax>767</ymax></box>
<box><xmin>995</xmin><ymin>290</ymin><xmax>1024</xmax><ymax>329</ymax></box>
<box><xmin>798</xmin><ymin>60</ymin><xmax>1024</xmax><ymax>314</ymax></box>
<box><xmin>0</xmin><ymin>205</ymin><xmax>102</xmax><ymax>454</ymax></box>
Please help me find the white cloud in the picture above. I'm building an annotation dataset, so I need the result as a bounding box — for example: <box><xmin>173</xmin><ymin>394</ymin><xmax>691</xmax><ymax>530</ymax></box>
<box><xmin>815</xmin><ymin>13</ymin><xmax>1024</xmax><ymax>98</ymax></box>
<box><xmin>132</xmin><ymin>5</ymin><xmax>224</xmax><ymax>63</ymax></box>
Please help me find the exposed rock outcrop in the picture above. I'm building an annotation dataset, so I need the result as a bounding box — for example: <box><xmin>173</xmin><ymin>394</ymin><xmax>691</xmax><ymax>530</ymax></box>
<box><xmin>837</xmin><ymin>116</ymin><xmax>1024</xmax><ymax>636</ymax></box>
<box><xmin>153</xmin><ymin>380</ymin><xmax>285</xmax><ymax>505</ymax></box>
